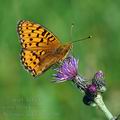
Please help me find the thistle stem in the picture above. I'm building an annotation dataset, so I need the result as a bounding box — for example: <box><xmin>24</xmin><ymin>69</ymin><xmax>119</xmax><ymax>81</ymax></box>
<box><xmin>94</xmin><ymin>94</ymin><xmax>115</xmax><ymax>120</ymax></box>
<box><xmin>72</xmin><ymin>75</ymin><xmax>87</xmax><ymax>92</ymax></box>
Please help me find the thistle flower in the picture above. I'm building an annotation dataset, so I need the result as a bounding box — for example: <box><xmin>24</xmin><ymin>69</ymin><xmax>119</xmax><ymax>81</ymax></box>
<box><xmin>54</xmin><ymin>56</ymin><xmax>87</xmax><ymax>91</ymax></box>
<box><xmin>53</xmin><ymin>56</ymin><xmax>119</xmax><ymax>120</ymax></box>
<box><xmin>54</xmin><ymin>56</ymin><xmax>79</xmax><ymax>82</ymax></box>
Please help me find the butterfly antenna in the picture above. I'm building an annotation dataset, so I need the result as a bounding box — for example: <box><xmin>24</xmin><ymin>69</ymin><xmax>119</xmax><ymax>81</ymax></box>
<box><xmin>69</xmin><ymin>23</ymin><xmax>74</xmax><ymax>55</ymax></box>
<box><xmin>70</xmin><ymin>23</ymin><xmax>74</xmax><ymax>41</ymax></box>
<box><xmin>71</xmin><ymin>35</ymin><xmax>92</xmax><ymax>44</ymax></box>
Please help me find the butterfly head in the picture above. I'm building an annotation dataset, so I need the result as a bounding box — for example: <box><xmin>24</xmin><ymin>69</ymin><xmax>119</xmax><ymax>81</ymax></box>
<box><xmin>63</xmin><ymin>43</ymin><xmax>72</xmax><ymax>52</ymax></box>
<box><xmin>57</xmin><ymin>43</ymin><xmax>72</xmax><ymax>61</ymax></box>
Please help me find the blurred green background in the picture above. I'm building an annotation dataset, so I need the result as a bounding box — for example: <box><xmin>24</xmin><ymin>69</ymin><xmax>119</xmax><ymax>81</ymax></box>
<box><xmin>0</xmin><ymin>0</ymin><xmax>120</xmax><ymax>120</ymax></box>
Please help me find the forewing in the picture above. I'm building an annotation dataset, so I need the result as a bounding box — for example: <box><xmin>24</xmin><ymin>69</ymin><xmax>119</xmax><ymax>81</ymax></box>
<box><xmin>17</xmin><ymin>20</ymin><xmax>61</xmax><ymax>49</ymax></box>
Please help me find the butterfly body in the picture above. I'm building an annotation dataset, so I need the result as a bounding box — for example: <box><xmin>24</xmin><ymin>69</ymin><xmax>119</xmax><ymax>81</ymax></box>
<box><xmin>17</xmin><ymin>20</ymin><xmax>72</xmax><ymax>76</ymax></box>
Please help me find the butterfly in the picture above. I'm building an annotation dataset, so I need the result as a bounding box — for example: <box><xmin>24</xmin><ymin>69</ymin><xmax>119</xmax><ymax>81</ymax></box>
<box><xmin>17</xmin><ymin>20</ymin><xmax>72</xmax><ymax>77</ymax></box>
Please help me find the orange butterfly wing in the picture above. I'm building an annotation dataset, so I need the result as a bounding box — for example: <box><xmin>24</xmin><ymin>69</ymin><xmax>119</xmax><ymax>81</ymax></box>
<box><xmin>17</xmin><ymin>20</ymin><xmax>60</xmax><ymax>49</ymax></box>
<box><xmin>17</xmin><ymin>20</ymin><xmax>71</xmax><ymax>76</ymax></box>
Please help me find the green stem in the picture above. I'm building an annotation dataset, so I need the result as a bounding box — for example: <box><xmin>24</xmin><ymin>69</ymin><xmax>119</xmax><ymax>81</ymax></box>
<box><xmin>94</xmin><ymin>94</ymin><xmax>115</xmax><ymax>120</ymax></box>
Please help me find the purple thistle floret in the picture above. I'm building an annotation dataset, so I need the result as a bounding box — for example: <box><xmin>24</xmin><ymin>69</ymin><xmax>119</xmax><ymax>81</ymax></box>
<box><xmin>54</xmin><ymin>56</ymin><xmax>78</xmax><ymax>82</ymax></box>
<box><xmin>86</xmin><ymin>84</ymin><xmax>97</xmax><ymax>95</ymax></box>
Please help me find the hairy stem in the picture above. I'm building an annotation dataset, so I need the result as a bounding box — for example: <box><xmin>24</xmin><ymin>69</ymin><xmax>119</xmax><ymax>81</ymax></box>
<box><xmin>94</xmin><ymin>94</ymin><xmax>115</xmax><ymax>120</ymax></box>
